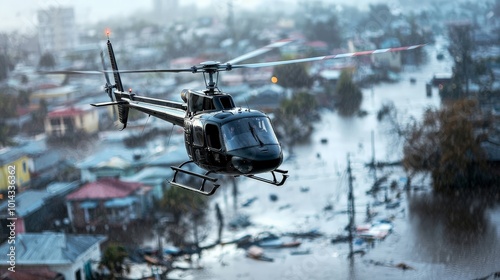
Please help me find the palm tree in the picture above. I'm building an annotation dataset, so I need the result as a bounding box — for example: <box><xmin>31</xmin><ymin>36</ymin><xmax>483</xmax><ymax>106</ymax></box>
<box><xmin>100</xmin><ymin>244</ymin><xmax>129</xmax><ymax>279</ymax></box>
<box><xmin>160</xmin><ymin>186</ymin><xmax>207</xmax><ymax>223</ymax></box>
<box><xmin>335</xmin><ymin>70</ymin><xmax>363</xmax><ymax>116</ymax></box>
<box><xmin>160</xmin><ymin>186</ymin><xmax>209</xmax><ymax>246</ymax></box>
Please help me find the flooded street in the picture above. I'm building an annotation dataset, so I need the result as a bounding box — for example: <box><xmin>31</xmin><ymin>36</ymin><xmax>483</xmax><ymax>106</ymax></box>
<box><xmin>175</xmin><ymin>46</ymin><xmax>500</xmax><ymax>279</ymax></box>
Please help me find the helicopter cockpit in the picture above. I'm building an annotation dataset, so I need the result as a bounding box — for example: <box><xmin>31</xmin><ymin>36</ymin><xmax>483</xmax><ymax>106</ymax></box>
<box><xmin>221</xmin><ymin>117</ymin><xmax>279</xmax><ymax>151</ymax></box>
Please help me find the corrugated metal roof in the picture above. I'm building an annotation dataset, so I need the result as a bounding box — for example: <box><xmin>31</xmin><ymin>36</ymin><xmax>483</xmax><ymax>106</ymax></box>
<box><xmin>0</xmin><ymin>190</ymin><xmax>50</xmax><ymax>217</ymax></box>
<box><xmin>66</xmin><ymin>178</ymin><xmax>145</xmax><ymax>200</ymax></box>
<box><xmin>0</xmin><ymin>232</ymin><xmax>106</xmax><ymax>265</ymax></box>
<box><xmin>0</xmin><ymin>148</ymin><xmax>27</xmax><ymax>165</ymax></box>
<box><xmin>77</xmin><ymin>147</ymin><xmax>135</xmax><ymax>169</ymax></box>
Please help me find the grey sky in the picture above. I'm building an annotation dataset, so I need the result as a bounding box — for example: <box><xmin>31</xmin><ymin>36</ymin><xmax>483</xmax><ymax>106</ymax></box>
<box><xmin>0</xmin><ymin>0</ymin><xmax>394</xmax><ymax>33</ymax></box>
<box><xmin>0</xmin><ymin>0</ymin><xmax>266</xmax><ymax>33</ymax></box>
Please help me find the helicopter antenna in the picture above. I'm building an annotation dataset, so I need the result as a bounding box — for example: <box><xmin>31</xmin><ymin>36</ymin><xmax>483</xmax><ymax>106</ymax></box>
<box><xmin>243</xmin><ymin>97</ymin><xmax>250</xmax><ymax>111</ymax></box>
<box><xmin>166</xmin><ymin>124</ymin><xmax>175</xmax><ymax>148</ymax></box>
<box><xmin>140</xmin><ymin>114</ymin><xmax>151</xmax><ymax>138</ymax></box>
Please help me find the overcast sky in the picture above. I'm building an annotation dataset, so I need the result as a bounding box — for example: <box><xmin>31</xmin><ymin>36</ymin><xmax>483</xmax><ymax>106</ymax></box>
<box><xmin>0</xmin><ymin>0</ymin><xmax>269</xmax><ymax>33</ymax></box>
<box><xmin>0</xmin><ymin>0</ymin><xmax>397</xmax><ymax>33</ymax></box>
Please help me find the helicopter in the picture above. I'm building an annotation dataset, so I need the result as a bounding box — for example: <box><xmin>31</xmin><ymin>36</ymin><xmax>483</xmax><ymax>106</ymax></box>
<box><xmin>50</xmin><ymin>35</ymin><xmax>425</xmax><ymax>195</ymax></box>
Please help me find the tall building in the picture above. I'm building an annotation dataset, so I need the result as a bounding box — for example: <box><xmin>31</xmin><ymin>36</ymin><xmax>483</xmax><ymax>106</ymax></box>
<box><xmin>37</xmin><ymin>6</ymin><xmax>78</xmax><ymax>54</ymax></box>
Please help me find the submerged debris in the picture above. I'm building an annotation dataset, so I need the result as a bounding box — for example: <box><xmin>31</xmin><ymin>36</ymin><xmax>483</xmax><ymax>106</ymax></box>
<box><xmin>246</xmin><ymin>246</ymin><xmax>274</xmax><ymax>262</ymax></box>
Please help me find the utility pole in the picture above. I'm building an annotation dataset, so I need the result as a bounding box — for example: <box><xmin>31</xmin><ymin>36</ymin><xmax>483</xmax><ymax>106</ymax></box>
<box><xmin>371</xmin><ymin>130</ymin><xmax>377</xmax><ymax>182</ymax></box>
<box><xmin>347</xmin><ymin>153</ymin><xmax>355</xmax><ymax>258</ymax></box>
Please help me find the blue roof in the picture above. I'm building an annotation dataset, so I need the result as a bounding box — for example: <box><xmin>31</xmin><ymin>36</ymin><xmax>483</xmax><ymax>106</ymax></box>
<box><xmin>77</xmin><ymin>146</ymin><xmax>136</xmax><ymax>169</ymax></box>
<box><xmin>122</xmin><ymin>166</ymin><xmax>173</xmax><ymax>184</ymax></box>
<box><xmin>46</xmin><ymin>181</ymin><xmax>80</xmax><ymax>195</ymax></box>
<box><xmin>0</xmin><ymin>183</ymin><xmax>78</xmax><ymax>217</ymax></box>
<box><xmin>80</xmin><ymin>200</ymin><xmax>98</xmax><ymax>209</ymax></box>
<box><xmin>0</xmin><ymin>148</ymin><xmax>26</xmax><ymax>165</ymax></box>
<box><xmin>104</xmin><ymin>196</ymin><xmax>137</xmax><ymax>208</ymax></box>
<box><xmin>0</xmin><ymin>190</ymin><xmax>50</xmax><ymax>217</ymax></box>
<box><xmin>0</xmin><ymin>232</ymin><xmax>106</xmax><ymax>265</ymax></box>
<box><xmin>380</xmin><ymin>37</ymin><xmax>402</xmax><ymax>49</ymax></box>
<box><xmin>143</xmin><ymin>146</ymin><xmax>188</xmax><ymax>167</ymax></box>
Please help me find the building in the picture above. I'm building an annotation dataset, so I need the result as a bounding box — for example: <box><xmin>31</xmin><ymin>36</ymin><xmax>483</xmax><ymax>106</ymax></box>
<box><xmin>44</xmin><ymin>106</ymin><xmax>99</xmax><ymax>138</ymax></box>
<box><xmin>66</xmin><ymin>178</ymin><xmax>153</xmax><ymax>231</ymax></box>
<box><xmin>0</xmin><ymin>182</ymin><xmax>79</xmax><ymax>239</ymax></box>
<box><xmin>37</xmin><ymin>6</ymin><xmax>78</xmax><ymax>53</ymax></box>
<box><xmin>77</xmin><ymin>148</ymin><xmax>136</xmax><ymax>182</ymax></box>
<box><xmin>14</xmin><ymin>136</ymin><xmax>70</xmax><ymax>189</ymax></box>
<box><xmin>0</xmin><ymin>232</ymin><xmax>106</xmax><ymax>280</ymax></box>
<box><xmin>371</xmin><ymin>38</ymin><xmax>403</xmax><ymax>70</ymax></box>
<box><xmin>30</xmin><ymin>85</ymin><xmax>80</xmax><ymax>106</ymax></box>
<box><xmin>0</xmin><ymin>148</ymin><xmax>30</xmax><ymax>192</ymax></box>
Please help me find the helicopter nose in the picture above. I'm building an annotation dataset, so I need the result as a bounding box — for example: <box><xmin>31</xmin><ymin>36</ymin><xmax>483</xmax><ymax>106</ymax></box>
<box><xmin>232</xmin><ymin>144</ymin><xmax>283</xmax><ymax>174</ymax></box>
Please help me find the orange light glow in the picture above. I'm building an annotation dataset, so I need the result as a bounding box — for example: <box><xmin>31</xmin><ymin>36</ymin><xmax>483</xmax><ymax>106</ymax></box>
<box><xmin>105</xmin><ymin>28</ymin><xmax>112</xmax><ymax>38</ymax></box>
<box><xmin>271</xmin><ymin>76</ymin><xmax>278</xmax><ymax>84</ymax></box>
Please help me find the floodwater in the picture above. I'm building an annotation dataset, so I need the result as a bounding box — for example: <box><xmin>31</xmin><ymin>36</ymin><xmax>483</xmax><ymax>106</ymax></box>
<box><xmin>165</xmin><ymin>42</ymin><xmax>500</xmax><ymax>279</ymax></box>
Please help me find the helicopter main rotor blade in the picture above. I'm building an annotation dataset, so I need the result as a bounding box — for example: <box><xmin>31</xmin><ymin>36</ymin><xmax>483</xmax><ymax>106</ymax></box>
<box><xmin>40</xmin><ymin>68</ymin><xmax>195</xmax><ymax>75</ymax></box>
<box><xmin>229</xmin><ymin>44</ymin><xmax>426</xmax><ymax>69</ymax></box>
<box><xmin>224</xmin><ymin>38</ymin><xmax>294</xmax><ymax>65</ymax></box>
<box><xmin>39</xmin><ymin>70</ymin><xmax>106</xmax><ymax>75</ymax></box>
<box><xmin>112</xmin><ymin>68</ymin><xmax>195</xmax><ymax>74</ymax></box>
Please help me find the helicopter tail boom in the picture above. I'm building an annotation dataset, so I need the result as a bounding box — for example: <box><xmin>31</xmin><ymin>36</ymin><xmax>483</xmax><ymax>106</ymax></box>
<box><xmin>91</xmin><ymin>100</ymin><xmax>128</xmax><ymax>107</ymax></box>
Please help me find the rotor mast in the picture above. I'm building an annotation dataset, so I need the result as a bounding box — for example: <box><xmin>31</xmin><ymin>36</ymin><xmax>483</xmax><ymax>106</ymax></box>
<box><xmin>197</xmin><ymin>61</ymin><xmax>226</xmax><ymax>95</ymax></box>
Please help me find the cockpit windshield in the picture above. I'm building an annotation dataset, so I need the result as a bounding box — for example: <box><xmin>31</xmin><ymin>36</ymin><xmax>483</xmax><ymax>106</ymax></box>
<box><xmin>221</xmin><ymin>117</ymin><xmax>279</xmax><ymax>151</ymax></box>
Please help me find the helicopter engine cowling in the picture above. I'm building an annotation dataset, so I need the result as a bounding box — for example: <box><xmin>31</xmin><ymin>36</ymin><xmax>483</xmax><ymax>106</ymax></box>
<box><xmin>181</xmin><ymin>89</ymin><xmax>190</xmax><ymax>103</ymax></box>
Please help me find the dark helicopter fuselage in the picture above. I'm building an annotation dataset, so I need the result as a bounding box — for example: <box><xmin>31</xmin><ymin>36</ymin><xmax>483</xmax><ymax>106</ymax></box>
<box><xmin>182</xmin><ymin>90</ymin><xmax>283</xmax><ymax>176</ymax></box>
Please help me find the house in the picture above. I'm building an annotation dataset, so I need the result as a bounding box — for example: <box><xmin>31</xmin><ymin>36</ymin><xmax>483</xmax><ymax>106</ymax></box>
<box><xmin>44</xmin><ymin>105</ymin><xmax>99</xmax><ymax>138</ymax></box>
<box><xmin>122</xmin><ymin>166</ymin><xmax>172</xmax><ymax>200</ymax></box>
<box><xmin>0</xmin><ymin>232</ymin><xmax>106</xmax><ymax>280</ymax></box>
<box><xmin>0</xmin><ymin>148</ymin><xmax>31</xmax><ymax>192</ymax></box>
<box><xmin>30</xmin><ymin>85</ymin><xmax>80</xmax><ymax>106</ymax></box>
<box><xmin>0</xmin><ymin>182</ymin><xmax>79</xmax><ymax>239</ymax></box>
<box><xmin>77</xmin><ymin>147</ymin><xmax>137</xmax><ymax>182</ymax></box>
<box><xmin>14</xmin><ymin>136</ymin><xmax>71</xmax><ymax>188</ymax></box>
<box><xmin>371</xmin><ymin>38</ymin><xmax>403</xmax><ymax>70</ymax></box>
<box><xmin>65</xmin><ymin>178</ymin><xmax>153</xmax><ymax>232</ymax></box>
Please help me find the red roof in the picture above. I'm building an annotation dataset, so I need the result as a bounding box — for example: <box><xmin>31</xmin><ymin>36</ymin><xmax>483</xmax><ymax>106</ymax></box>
<box><xmin>66</xmin><ymin>178</ymin><xmax>144</xmax><ymax>200</ymax></box>
<box><xmin>48</xmin><ymin>107</ymin><xmax>86</xmax><ymax>118</ymax></box>
<box><xmin>306</xmin><ymin>41</ymin><xmax>328</xmax><ymax>48</ymax></box>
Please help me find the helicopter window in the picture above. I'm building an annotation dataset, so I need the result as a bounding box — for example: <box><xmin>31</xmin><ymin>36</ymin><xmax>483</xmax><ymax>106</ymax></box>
<box><xmin>190</xmin><ymin>94</ymin><xmax>204</xmax><ymax>114</ymax></box>
<box><xmin>204</xmin><ymin>98</ymin><xmax>215</xmax><ymax>111</ymax></box>
<box><xmin>218</xmin><ymin>96</ymin><xmax>235</xmax><ymax>109</ymax></box>
<box><xmin>206</xmin><ymin>124</ymin><xmax>222</xmax><ymax>150</ymax></box>
<box><xmin>190</xmin><ymin>94</ymin><xmax>215</xmax><ymax>114</ymax></box>
<box><xmin>193</xmin><ymin>120</ymin><xmax>204</xmax><ymax>146</ymax></box>
<box><xmin>221</xmin><ymin>117</ymin><xmax>279</xmax><ymax>151</ymax></box>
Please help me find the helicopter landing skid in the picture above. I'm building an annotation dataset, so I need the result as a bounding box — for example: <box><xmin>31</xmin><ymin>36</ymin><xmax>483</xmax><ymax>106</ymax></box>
<box><xmin>170</xmin><ymin>162</ymin><xmax>220</xmax><ymax>196</ymax></box>
<box><xmin>245</xmin><ymin>169</ymin><xmax>289</xmax><ymax>186</ymax></box>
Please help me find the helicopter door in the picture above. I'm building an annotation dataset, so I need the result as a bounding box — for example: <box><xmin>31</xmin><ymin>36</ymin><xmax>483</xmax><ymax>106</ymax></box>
<box><xmin>205</xmin><ymin>123</ymin><xmax>223</xmax><ymax>164</ymax></box>
<box><xmin>192</xmin><ymin>119</ymin><xmax>206</xmax><ymax>162</ymax></box>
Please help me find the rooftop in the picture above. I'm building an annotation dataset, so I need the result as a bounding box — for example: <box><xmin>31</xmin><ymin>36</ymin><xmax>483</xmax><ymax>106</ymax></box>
<box><xmin>0</xmin><ymin>232</ymin><xmax>106</xmax><ymax>265</ymax></box>
<box><xmin>0</xmin><ymin>148</ymin><xmax>27</xmax><ymax>166</ymax></box>
<box><xmin>0</xmin><ymin>190</ymin><xmax>50</xmax><ymax>218</ymax></box>
<box><xmin>66</xmin><ymin>178</ymin><xmax>146</xmax><ymax>201</ymax></box>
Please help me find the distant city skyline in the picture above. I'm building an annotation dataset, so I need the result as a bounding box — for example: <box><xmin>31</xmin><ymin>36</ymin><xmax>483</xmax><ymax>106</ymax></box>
<box><xmin>0</xmin><ymin>0</ymin><xmax>266</xmax><ymax>33</ymax></box>
<box><xmin>0</xmin><ymin>0</ymin><xmax>397</xmax><ymax>33</ymax></box>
